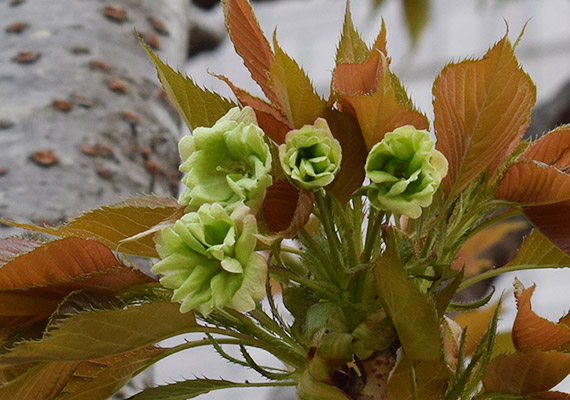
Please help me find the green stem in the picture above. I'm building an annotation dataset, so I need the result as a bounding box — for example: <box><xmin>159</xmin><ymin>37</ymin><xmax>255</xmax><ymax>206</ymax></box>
<box><xmin>459</xmin><ymin>263</ymin><xmax>570</xmax><ymax>291</ymax></box>
<box><xmin>299</xmin><ymin>228</ymin><xmax>337</xmax><ymax>285</ymax></box>
<box><xmin>410</xmin><ymin>359</ymin><xmax>419</xmax><ymax>400</ymax></box>
<box><xmin>199</xmin><ymin>325</ymin><xmax>304</xmax><ymax>369</ymax></box>
<box><xmin>249</xmin><ymin>307</ymin><xmax>306</xmax><ymax>355</ymax></box>
<box><xmin>314</xmin><ymin>190</ymin><xmax>344</xmax><ymax>283</ymax></box>
<box><xmin>363</xmin><ymin>209</ymin><xmax>384</xmax><ymax>263</ymax></box>
<box><xmin>269</xmin><ymin>265</ymin><xmax>344</xmax><ymax>303</ymax></box>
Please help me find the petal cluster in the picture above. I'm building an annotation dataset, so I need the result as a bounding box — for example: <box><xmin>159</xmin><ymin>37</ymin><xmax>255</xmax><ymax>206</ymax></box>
<box><xmin>279</xmin><ymin>118</ymin><xmax>342</xmax><ymax>190</ymax></box>
<box><xmin>365</xmin><ymin>125</ymin><xmax>448</xmax><ymax>218</ymax></box>
<box><xmin>178</xmin><ymin>107</ymin><xmax>273</xmax><ymax>213</ymax></box>
<box><xmin>152</xmin><ymin>203</ymin><xmax>266</xmax><ymax>316</ymax></box>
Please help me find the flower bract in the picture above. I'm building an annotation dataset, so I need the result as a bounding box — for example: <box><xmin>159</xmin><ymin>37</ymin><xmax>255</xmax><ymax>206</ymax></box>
<box><xmin>178</xmin><ymin>106</ymin><xmax>272</xmax><ymax>213</ymax></box>
<box><xmin>279</xmin><ymin>118</ymin><xmax>342</xmax><ymax>190</ymax></box>
<box><xmin>152</xmin><ymin>203</ymin><xmax>266</xmax><ymax>316</ymax></box>
<box><xmin>365</xmin><ymin>125</ymin><xmax>448</xmax><ymax>218</ymax></box>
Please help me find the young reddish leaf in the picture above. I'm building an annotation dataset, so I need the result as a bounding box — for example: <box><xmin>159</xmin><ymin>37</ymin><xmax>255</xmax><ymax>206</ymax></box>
<box><xmin>0</xmin><ymin>361</ymin><xmax>80</xmax><ymax>399</ymax></box>
<box><xmin>1</xmin><ymin>299</ymin><xmax>196</xmax><ymax>364</ymax></box>
<box><xmin>334</xmin><ymin>49</ymin><xmax>428</xmax><ymax>150</ymax></box>
<box><xmin>522</xmin><ymin>125</ymin><xmax>570</xmax><ymax>164</ymax></box>
<box><xmin>261</xmin><ymin>179</ymin><xmax>313</xmax><ymax>237</ymax></box>
<box><xmin>482</xmin><ymin>350</ymin><xmax>570</xmax><ymax>395</ymax></box>
<box><xmin>452</xmin><ymin>219</ymin><xmax>528</xmax><ymax>276</ymax></box>
<box><xmin>269</xmin><ymin>36</ymin><xmax>327</xmax><ymax>129</ymax></box>
<box><xmin>214</xmin><ymin>73</ymin><xmax>292</xmax><ymax>143</ymax></box>
<box><xmin>0</xmin><ymin>237</ymin><xmax>41</xmax><ymax>264</ymax></box>
<box><xmin>141</xmin><ymin>40</ymin><xmax>236</xmax><ymax>130</ymax></box>
<box><xmin>496</xmin><ymin>161</ymin><xmax>570</xmax><ymax>205</ymax></box>
<box><xmin>434</xmin><ymin>34</ymin><xmax>536</xmax><ymax>197</ymax></box>
<box><xmin>60</xmin><ymin>346</ymin><xmax>166</xmax><ymax>399</ymax></box>
<box><xmin>524</xmin><ymin>200</ymin><xmax>570</xmax><ymax>256</ymax></box>
<box><xmin>512</xmin><ymin>280</ymin><xmax>570</xmax><ymax>351</ymax></box>
<box><xmin>0</xmin><ymin>237</ymin><xmax>155</xmax><ymax>330</ymax></box>
<box><xmin>8</xmin><ymin>196</ymin><xmax>184</xmax><ymax>258</ymax></box>
<box><xmin>0</xmin><ymin>237</ymin><xmax>121</xmax><ymax>290</ymax></box>
<box><xmin>387</xmin><ymin>356</ymin><xmax>448</xmax><ymax>400</ymax></box>
<box><xmin>324</xmin><ymin>109</ymin><xmax>368</xmax><ymax>203</ymax></box>
<box><xmin>223</xmin><ymin>0</ymin><xmax>277</xmax><ymax>105</ymax></box>
<box><xmin>375</xmin><ymin>228</ymin><xmax>442</xmax><ymax>360</ymax></box>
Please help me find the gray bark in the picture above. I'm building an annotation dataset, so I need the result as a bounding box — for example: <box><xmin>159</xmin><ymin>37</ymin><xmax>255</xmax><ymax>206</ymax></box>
<box><xmin>0</xmin><ymin>0</ymin><xmax>189</xmax><ymax>233</ymax></box>
<box><xmin>0</xmin><ymin>0</ymin><xmax>189</xmax><ymax>397</ymax></box>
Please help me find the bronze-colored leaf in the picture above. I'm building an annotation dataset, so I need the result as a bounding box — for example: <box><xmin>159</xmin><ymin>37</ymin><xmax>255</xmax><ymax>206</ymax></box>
<box><xmin>496</xmin><ymin>161</ymin><xmax>570</xmax><ymax>205</ymax></box>
<box><xmin>512</xmin><ymin>280</ymin><xmax>570</xmax><ymax>351</ymax></box>
<box><xmin>482</xmin><ymin>350</ymin><xmax>570</xmax><ymax>395</ymax></box>
<box><xmin>522</xmin><ymin>125</ymin><xmax>570</xmax><ymax>164</ymax></box>
<box><xmin>434</xmin><ymin>34</ymin><xmax>536</xmax><ymax>197</ymax></box>
<box><xmin>0</xmin><ymin>361</ymin><xmax>79</xmax><ymax>399</ymax></box>
<box><xmin>334</xmin><ymin>47</ymin><xmax>428</xmax><ymax>150</ymax></box>
<box><xmin>60</xmin><ymin>346</ymin><xmax>166</xmax><ymax>399</ymax></box>
<box><xmin>531</xmin><ymin>391</ymin><xmax>570</xmax><ymax>400</ymax></box>
<box><xmin>214</xmin><ymin>73</ymin><xmax>291</xmax><ymax>144</ymax></box>
<box><xmin>223</xmin><ymin>0</ymin><xmax>277</xmax><ymax>106</ymax></box>
<box><xmin>0</xmin><ymin>238</ymin><xmax>154</xmax><ymax>330</ymax></box>
<box><xmin>524</xmin><ymin>200</ymin><xmax>570</xmax><ymax>256</ymax></box>
<box><xmin>261</xmin><ymin>179</ymin><xmax>313</xmax><ymax>237</ymax></box>
<box><xmin>0</xmin><ymin>237</ymin><xmax>41</xmax><ymax>265</ymax></box>
<box><xmin>324</xmin><ymin>109</ymin><xmax>368</xmax><ymax>204</ymax></box>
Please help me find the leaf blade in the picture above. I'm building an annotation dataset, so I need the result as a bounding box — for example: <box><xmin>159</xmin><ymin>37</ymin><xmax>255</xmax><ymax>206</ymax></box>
<box><xmin>434</xmin><ymin>34</ymin><xmax>536</xmax><ymax>197</ymax></box>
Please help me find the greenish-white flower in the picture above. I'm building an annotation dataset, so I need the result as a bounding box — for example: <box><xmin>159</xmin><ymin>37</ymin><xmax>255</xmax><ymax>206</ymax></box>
<box><xmin>279</xmin><ymin>118</ymin><xmax>342</xmax><ymax>190</ymax></box>
<box><xmin>365</xmin><ymin>125</ymin><xmax>448</xmax><ymax>218</ymax></box>
<box><xmin>152</xmin><ymin>203</ymin><xmax>266</xmax><ymax>316</ymax></box>
<box><xmin>178</xmin><ymin>107</ymin><xmax>272</xmax><ymax>213</ymax></box>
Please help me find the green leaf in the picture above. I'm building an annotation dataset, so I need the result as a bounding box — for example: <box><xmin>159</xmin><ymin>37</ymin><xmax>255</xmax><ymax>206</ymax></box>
<box><xmin>269</xmin><ymin>34</ymin><xmax>327</xmax><ymax>129</ymax></box>
<box><xmin>141</xmin><ymin>39</ymin><xmax>236</xmax><ymax>130</ymax></box>
<box><xmin>483</xmin><ymin>350</ymin><xmax>570</xmax><ymax>396</ymax></box>
<box><xmin>387</xmin><ymin>356</ymin><xmax>449</xmax><ymax>400</ymax></box>
<box><xmin>127</xmin><ymin>378</ymin><xmax>294</xmax><ymax>400</ymax></box>
<box><xmin>434</xmin><ymin>33</ymin><xmax>536</xmax><ymax>197</ymax></box>
<box><xmin>506</xmin><ymin>229</ymin><xmax>570</xmax><ymax>268</ymax></box>
<box><xmin>336</xmin><ymin>1</ymin><xmax>370</xmax><ymax>64</ymax></box>
<box><xmin>8</xmin><ymin>196</ymin><xmax>184</xmax><ymax>258</ymax></box>
<box><xmin>0</xmin><ymin>296</ymin><xmax>196</xmax><ymax>364</ymax></box>
<box><xmin>375</xmin><ymin>228</ymin><xmax>442</xmax><ymax>360</ymax></box>
<box><xmin>0</xmin><ymin>361</ymin><xmax>79</xmax><ymax>400</ymax></box>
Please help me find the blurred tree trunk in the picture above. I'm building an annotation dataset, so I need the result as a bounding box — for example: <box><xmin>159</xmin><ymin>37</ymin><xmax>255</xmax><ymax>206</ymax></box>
<box><xmin>0</xmin><ymin>0</ymin><xmax>189</xmax><ymax>235</ymax></box>
<box><xmin>0</xmin><ymin>0</ymin><xmax>189</xmax><ymax>397</ymax></box>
